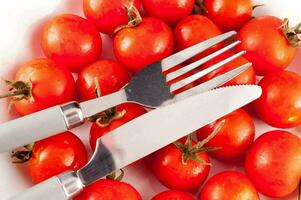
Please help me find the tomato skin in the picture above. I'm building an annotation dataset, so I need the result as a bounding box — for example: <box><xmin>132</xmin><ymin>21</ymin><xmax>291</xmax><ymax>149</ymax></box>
<box><xmin>196</xmin><ymin>109</ymin><xmax>254</xmax><ymax>160</ymax></box>
<box><xmin>199</xmin><ymin>171</ymin><xmax>259</xmax><ymax>200</ymax></box>
<box><xmin>76</xmin><ymin>59</ymin><xmax>131</xmax><ymax>101</ymax></box>
<box><xmin>236</xmin><ymin>16</ymin><xmax>296</xmax><ymax>76</ymax></box>
<box><xmin>74</xmin><ymin>179</ymin><xmax>142</xmax><ymax>200</ymax></box>
<box><xmin>152</xmin><ymin>190</ymin><xmax>194</xmax><ymax>200</ymax></box>
<box><xmin>28</xmin><ymin>132</ymin><xmax>88</xmax><ymax>183</ymax></box>
<box><xmin>113</xmin><ymin>17</ymin><xmax>174</xmax><ymax>73</ymax></box>
<box><xmin>254</xmin><ymin>71</ymin><xmax>301</xmax><ymax>128</ymax></box>
<box><xmin>174</xmin><ymin>15</ymin><xmax>223</xmax><ymax>64</ymax></box>
<box><xmin>41</xmin><ymin>14</ymin><xmax>102</xmax><ymax>72</ymax></box>
<box><xmin>13</xmin><ymin>58</ymin><xmax>76</xmax><ymax>116</ymax></box>
<box><xmin>203</xmin><ymin>0</ymin><xmax>253</xmax><ymax>31</ymax></box>
<box><xmin>90</xmin><ymin>103</ymin><xmax>146</xmax><ymax>150</ymax></box>
<box><xmin>142</xmin><ymin>0</ymin><xmax>194</xmax><ymax>25</ymax></box>
<box><xmin>245</xmin><ymin>130</ymin><xmax>301</xmax><ymax>198</ymax></box>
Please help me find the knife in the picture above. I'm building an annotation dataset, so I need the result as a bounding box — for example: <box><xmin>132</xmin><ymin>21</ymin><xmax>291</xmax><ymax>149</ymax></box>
<box><xmin>9</xmin><ymin>84</ymin><xmax>262</xmax><ymax>200</ymax></box>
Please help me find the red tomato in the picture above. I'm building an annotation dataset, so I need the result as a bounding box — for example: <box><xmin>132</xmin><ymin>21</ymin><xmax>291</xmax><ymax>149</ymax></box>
<box><xmin>196</xmin><ymin>109</ymin><xmax>254</xmax><ymax>160</ymax></box>
<box><xmin>90</xmin><ymin>103</ymin><xmax>146</xmax><ymax>150</ymax></box>
<box><xmin>237</xmin><ymin>16</ymin><xmax>296</xmax><ymax>76</ymax></box>
<box><xmin>142</xmin><ymin>0</ymin><xmax>194</xmax><ymax>25</ymax></box>
<box><xmin>7</xmin><ymin>58</ymin><xmax>76</xmax><ymax>116</ymax></box>
<box><xmin>28</xmin><ymin>132</ymin><xmax>88</xmax><ymax>183</ymax></box>
<box><xmin>76</xmin><ymin>59</ymin><xmax>131</xmax><ymax>101</ymax></box>
<box><xmin>245</xmin><ymin>130</ymin><xmax>301</xmax><ymax>198</ymax></box>
<box><xmin>113</xmin><ymin>17</ymin><xmax>174</xmax><ymax>73</ymax></box>
<box><xmin>74</xmin><ymin>179</ymin><xmax>142</xmax><ymax>200</ymax></box>
<box><xmin>199</xmin><ymin>171</ymin><xmax>259</xmax><ymax>200</ymax></box>
<box><xmin>174</xmin><ymin>15</ymin><xmax>223</xmax><ymax>64</ymax></box>
<box><xmin>152</xmin><ymin>190</ymin><xmax>194</xmax><ymax>200</ymax></box>
<box><xmin>197</xmin><ymin>52</ymin><xmax>255</xmax><ymax>86</ymax></box>
<box><xmin>203</xmin><ymin>0</ymin><xmax>253</xmax><ymax>31</ymax></box>
<box><xmin>254</xmin><ymin>71</ymin><xmax>301</xmax><ymax>128</ymax></box>
<box><xmin>41</xmin><ymin>14</ymin><xmax>102</xmax><ymax>72</ymax></box>
<box><xmin>83</xmin><ymin>0</ymin><xmax>141</xmax><ymax>35</ymax></box>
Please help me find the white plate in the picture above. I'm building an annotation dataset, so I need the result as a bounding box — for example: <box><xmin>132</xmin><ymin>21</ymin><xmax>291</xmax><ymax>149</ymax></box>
<box><xmin>0</xmin><ymin>0</ymin><xmax>300</xmax><ymax>199</ymax></box>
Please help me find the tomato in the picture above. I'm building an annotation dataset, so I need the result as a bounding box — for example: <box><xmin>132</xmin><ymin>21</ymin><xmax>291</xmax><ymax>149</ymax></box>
<box><xmin>83</xmin><ymin>0</ymin><xmax>141</xmax><ymax>35</ymax></box>
<box><xmin>199</xmin><ymin>171</ymin><xmax>259</xmax><ymax>200</ymax></box>
<box><xmin>28</xmin><ymin>132</ymin><xmax>88</xmax><ymax>183</ymax></box>
<box><xmin>90</xmin><ymin>103</ymin><xmax>146</xmax><ymax>150</ymax></box>
<box><xmin>197</xmin><ymin>52</ymin><xmax>255</xmax><ymax>86</ymax></box>
<box><xmin>254</xmin><ymin>71</ymin><xmax>301</xmax><ymax>128</ymax></box>
<box><xmin>113</xmin><ymin>17</ymin><xmax>174</xmax><ymax>73</ymax></box>
<box><xmin>245</xmin><ymin>130</ymin><xmax>301</xmax><ymax>198</ymax></box>
<box><xmin>150</xmin><ymin>137</ymin><xmax>210</xmax><ymax>191</ymax></box>
<box><xmin>196</xmin><ymin>109</ymin><xmax>254</xmax><ymax>161</ymax></box>
<box><xmin>41</xmin><ymin>14</ymin><xmax>102</xmax><ymax>72</ymax></box>
<box><xmin>152</xmin><ymin>190</ymin><xmax>194</xmax><ymax>200</ymax></box>
<box><xmin>203</xmin><ymin>0</ymin><xmax>253</xmax><ymax>31</ymax></box>
<box><xmin>74</xmin><ymin>179</ymin><xmax>142</xmax><ymax>200</ymax></box>
<box><xmin>174</xmin><ymin>15</ymin><xmax>223</xmax><ymax>64</ymax></box>
<box><xmin>142</xmin><ymin>0</ymin><xmax>194</xmax><ymax>25</ymax></box>
<box><xmin>236</xmin><ymin>16</ymin><xmax>297</xmax><ymax>76</ymax></box>
<box><xmin>76</xmin><ymin>59</ymin><xmax>131</xmax><ymax>101</ymax></box>
<box><xmin>2</xmin><ymin>58</ymin><xmax>76</xmax><ymax>116</ymax></box>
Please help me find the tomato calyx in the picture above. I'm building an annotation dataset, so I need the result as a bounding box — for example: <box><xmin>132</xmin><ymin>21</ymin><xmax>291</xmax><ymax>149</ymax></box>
<box><xmin>252</xmin><ymin>4</ymin><xmax>264</xmax><ymax>10</ymax></box>
<box><xmin>281</xmin><ymin>18</ymin><xmax>301</xmax><ymax>48</ymax></box>
<box><xmin>193</xmin><ymin>0</ymin><xmax>207</xmax><ymax>14</ymax></box>
<box><xmin>106</xmin><ymin>169</ymin><xmax>125</xmax><ymax>181</ymax></box>
<box><xmin>11</xmin><ymin>143</ymin><xmax>34</xmax><ymax>163</ymax></box>
<box><xmin>89</xmin><ymin>107</ymin><xmax>126</xmax><ymax>127</ymax></box>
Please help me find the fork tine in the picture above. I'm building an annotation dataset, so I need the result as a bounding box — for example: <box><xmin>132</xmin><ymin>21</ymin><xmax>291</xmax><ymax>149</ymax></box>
<box><xmin>170</xmin><ymin>50</ymin><xmax>246</xmax><ymax>92</ymax></box>
<box><xmin>166</xmin><ymin>40</ymin><xmax>241</xmax><ymax>82</ymax></box>
<box><xmin>161</xmin><ymin>31</ymin><xmax>236</xmax><ymax>72</ymax></box>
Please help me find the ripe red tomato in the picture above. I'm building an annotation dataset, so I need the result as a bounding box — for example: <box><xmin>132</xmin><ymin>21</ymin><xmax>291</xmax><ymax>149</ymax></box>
<box><xmin>113</xmin><ymin>17</ymin><xmax>174</xmax><ymax>73</ymax></box>
<box><xmin>174</xmin><ymin>15</ymin><xmax>223</xmax><ymax>64</ymax></box>
<box><xmin>41</xmin><ymin>14</ymin><xmax>102</xmax><ymax>72</ymax></box>
<box><xmin>142</xmin><ymin>0</ymin><xmax>194</xmax><ymax>25</ymax></box>
<box><xmin>237</xmin><ymin>16</ymin><xmax>296</xmax><ymax>76</ymax></box>
<box><xmin>6</xmin><ymin>58</ymin><xmax>76</xmax><ymax>116</ymax></box>
<box><xmin>150</xmin><ymin>138</ymin><xmax>210</xmax><ymax>191</ymax></box>
<box><xmin>28</xmin><ymin>132</ymin><xmax>88</xmax><ymax>183</ymax></box>
<box><xmin>254</xmin><ymin>71</ymin><xmax>301</xmax><ymax>128</ymax></box>
<box><xmin>152</xmin><ymin>190</ymin><xmax>194</xmax><ymax>200</ymax></box>
<box><xmin>203</xmin><ymin>0</ymin><xmax>253</xmax><ymax>31</ymax></box>
<box><xmin>197</xmin><ymin>52</ymin><xmax>255</xmax><ymax>86</ymax></box>
<box><xmin>76</xmin><ymin>59</ymin><xmax>131</xmax><ymax>101</ymax></box>
<box><xmin>83</xmin><ymin>0</ymin><xmax>141</xmax><ymax>35</ymax></box>
<box><xmin>90</xmin><ymin>103</ymin><xmax>146</xmax><ymax>150</ymax></box>
<box><xmin>199</xmin><ymin>171</ymin><xmax>259</xmax><ymax>200</ymax></box>
<box><xmin>196</xmin><ymin>109</ymin><xmax>254</xmax><ymax>161</ymax></box>
<box><xmin>74</xmin><ymin>179</ymin><xmax>142</xmax><ymax>200</ymax></box>
<box><xmin>245</xmin><ymin>130</ymin><xmax>301</xmax><ymax>198</ymax></box>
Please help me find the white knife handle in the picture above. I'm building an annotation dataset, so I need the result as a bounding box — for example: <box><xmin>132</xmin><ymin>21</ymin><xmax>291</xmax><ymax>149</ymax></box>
<box><xmin>0</xmin><ymin>102</ymin><xmax>84</xmax><ymax>153</ymax></box>
<box><xmin>9</xmin><ymin>171</ymin><xmax>84</xmax><ymax>200</ymax></box>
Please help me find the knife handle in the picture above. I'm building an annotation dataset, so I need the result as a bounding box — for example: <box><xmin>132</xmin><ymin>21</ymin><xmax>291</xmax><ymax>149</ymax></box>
<box><xmin>0</xmin><ymin>101</ymin><xmax>84</xmax><ymax>153</ymax></box>
<box><xmin>9</xmin><ymin>171</ymin><xmax>83</xmax><ymax>200</ymax></box>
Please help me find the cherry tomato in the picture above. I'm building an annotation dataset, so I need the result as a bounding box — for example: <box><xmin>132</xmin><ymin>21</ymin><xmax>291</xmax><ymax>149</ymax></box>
<box><xmin>76</xmin><ymin>59</ymin><xmax>131</xmax><ymax>101</ymax></box>
<box><xmin>197</xmin><ymin>52</ymin><xmax>255</xmax><ymax>86</ymax></box>
<box><xmin>41</xmin><ymin>14</ymin><xmax>102</xmax><ymax>72</ymax></box>
<box><xmin>236</xmin><ymin>16</ymin><xmax>296</xmax><ymax>76</ymax></box>
<box><xmin>83</xmin><ymin>0</ymin><xmax>141</xmax><ymax>35</ymax></box>
<box><xmin>199</xmin><ymin>171</ymin><xmax>259</xmax><ymax>200</ymax></box>
<box><xmin>174</xmin><ymin>15</ymin><xmax>223</xmax><ymax>64</ymax></box>
<box><xmin>6</xmin><ymin>58</ymin><xmax>76</xmax><ymax>116</ymax></box>
<box><xmin>90</xmin><ymin>103</ymin><xmax>146</xmax><ymax>150</ymax></box>
<box><xmin>203</xmin><ymin>0</ymin><xmax>253</xmax><ymax>31</ymax></box>
<box><xmin>245</xmin><ymin>130</ymin><xmax>301</xmax><ymax>198</ymax></box>
<box><xmin>142</xmin><ymin>0</ymin><xmax>194</xmax><ymax>25</ymax></box>
<box><xmin>254</xmin><ymin>71</ymin><xmax>301</xmax><ymax>128</ymax></box>
<box><xmin>113</xmin><ymin>17</ymin><xmax>174</xmax><ymax>73</ymax></box>
<box><xmin>28</xmin><ymin>132</ymin><xmax>88</xmax><ymax>183</ymax></box>
<box><xmin>196</xmin><ymin>109</ymin><xmax>254</xmax><ymax>161</ymax></box>
<box><xmin>74</xmin><ymin>179</ymin><xmax>142</xmax><ymax>200</ymax></box>
<box><xmin>152</xmin><ymin>190</ymin><xmax>194</xmax><ymax>200</ymax></box>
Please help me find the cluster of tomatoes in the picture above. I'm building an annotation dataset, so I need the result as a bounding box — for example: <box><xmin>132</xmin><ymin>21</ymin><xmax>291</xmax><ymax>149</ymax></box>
<box><xmin>3</xmin><ymin>0</ymin><xmax>301</xmax><ymax>199</ymax></box>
